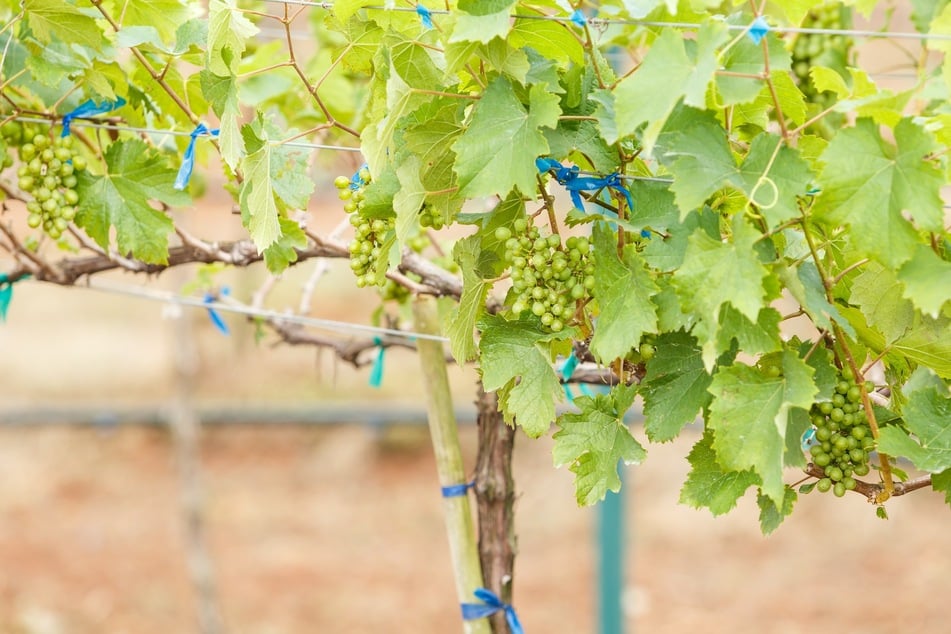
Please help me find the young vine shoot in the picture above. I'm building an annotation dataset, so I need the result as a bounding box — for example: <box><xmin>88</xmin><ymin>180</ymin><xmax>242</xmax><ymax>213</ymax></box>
<box><xmin>1</xmin><ymin>0</ymin><xmax>950</xmax><ymax>532</ymax></box>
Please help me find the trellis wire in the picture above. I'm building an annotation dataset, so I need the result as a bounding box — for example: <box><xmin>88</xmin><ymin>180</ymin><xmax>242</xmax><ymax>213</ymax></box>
<box><xmin>82</xmin><ymin>280</ymin><xmax>450</xmax><ymax>342</ymax></box>
<box><xmin>254</xmin><ymin>0</ymin><xmax>951</xmax><ymax>42</ymax></box>
<box><xmin>10</xmin><ymin>116</ymin><xmax>362</xmax><ymax>153</ymax></box>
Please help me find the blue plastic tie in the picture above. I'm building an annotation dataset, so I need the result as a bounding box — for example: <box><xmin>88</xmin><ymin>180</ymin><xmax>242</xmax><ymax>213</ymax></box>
<box><xmin>569</xmin><ymin>9</ymin><xmax>586</xmax><ymax>27</ymax></box>
<box><xmin>561</xmin><ymin>351</ymin><xmax>580</xmax><ymax>402</ymax></box>
<box><xmin>801</xmin><ymin>427</ymin><xmax>818</xmax><ymax>452</ymax></box>
<box><xmin>61</xmin><ymin>98</ymin><xmax>126</xmax><ymax>137</ymax></box>
<box><xmin>535</xmin><ymin>158</ymin><xmax>634</xmax><ymax>217</ymax></box>
<box><xmin>462</xmin><ymin>588</ymin><xmax>524</xmax><ymax>634</ymax></box>
<box><xmin>175</xmin><ymin>123</ymin><xmax>220</xmax><ymax>191</ymax></box>
<box><xmin>441</xmin><ymin>480</ymin><xmax>475</xmax><ymax>498</ymax></box>
<box><xmin>369</xmin><ymin>336</ymin><xmax>385</xmax><ymax>388</ymax></box>
<box><xmin>579</xmin><ymin>383</ymin><xmax>595</xmax><ymax>397</ymax></box>
<box><xmin>203</xmin><ymin>287</ymin><xmax>230</xmax><ymax>335</ymax></box>
<box><xmin>416</xmin><ymin>4</ymin><xmax>433</xmax><ymax>28</ymax></box>
<box><xmin>748</xmin><ymin>16</ymin><xmax>770</xmax><ymax>44</ymax></box>
<box><xmin>350</xmin><ymin>163</ymin><xmax>369</xmax><ymax>191</ymax></box>
<box><xmin>0</xmin><ymin>273</ymin><xmax>27</xmax><ymax>322</ymax></box>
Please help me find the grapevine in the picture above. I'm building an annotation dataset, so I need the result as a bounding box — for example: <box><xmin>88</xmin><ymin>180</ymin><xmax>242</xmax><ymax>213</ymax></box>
<box><xmin>790</xmin><ymin>3</ymin><xmax>854</xmax><ymax>106</ymax></box>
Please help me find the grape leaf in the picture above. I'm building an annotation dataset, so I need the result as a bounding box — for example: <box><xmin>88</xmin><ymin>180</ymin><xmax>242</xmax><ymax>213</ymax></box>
<box><xmin>850</xmin><ymin>262</ymin><xmax>915</xmax><ymax>344</ymax></box>
<box><xmin>122</xmin><ymin>0</ymin><xmax>193</xmax><ymax>45</ymax></box>
<box><xmin>450</xmin><ymin>0</ymin><xmax>517</xmax><ymax>44</ymax></box>
<box><xmin>478</xmin><ymin>313</ymin><xmax>569</xmax><ymax>437</ymax></box>
<box><xmin>590</xmin><ymin>224</ymin><xmax>659</xmax><ymax>363</ymax></box>
<box><xmin>898</xmin><ymin>245</ymin><xmax>951</xmax><ymax>319</ymax></box>
<box><xmin>553</xmin><ymin>385</ymin><xmax>646</xmax><ymax>506</ymax></box>
<box><xmin>757</xmin><ymin>486</ymin><xmax>797</xmax><ymax>535</ymax></box>
<box><xmin>613</xmin><ymin>23</ymin><xmax>728</xmax><ymax>152</ymax></box>
<box><xmin>814</xmin><ymin>118</ymin><xmax>944</xmax><ymax>268</ymax></box>
<box><xmin>640</xmin><ymin>332</ymin><xmax>712</xmax><ymax>442</ymax></box>
<box><xmin>452</xmin><ymin>77</ymin><xmax>560</xmax><ymax>199</ymax></box>
<box><xmin>509</xmin><ymin>18</ymin><xmax>584</xmax><ymax>67</ymax></box>
<box><xmin>933</xmin><ymin>468</ymin><xmax>951</xmax><ymax>508</ymax></box>
<box><xmin>238</xmin><ymin>125</ymin><xmax>283</xmax><ymax>251</ymax></box>
<box><xmin>672</xmin><ymin>215</ymin><xmax>770</xmax><ymax>369</ymax></box>
<box><xmin>716</xmin><ymin>27</ymin><xmax>790</xmax><ymax>106</ymax></box>
<box><xmin>877</xmin><ymin>384</ymin><xmax>951</xmax><ymax>473</ymax></box>
<box><xmin>680</xmin><ymin>430</ymin><xmax>760</xmax><ymax>516</ymax></box>
<box><xmin>736</xmin><ymin>134</ymin><xmax>812</xmax><ymax>228</ymax></box>
<box><xmin>208</xmin><ymin>0</ymin><xmax>258</xmax><ymax>75</ymax></box>
<box><xmin>708</xmin><ymin>350</ymin><xmax>817</xmax><ymax>505</ymax></box>
<box><xmin>779</xmin><ymin>261</ymin><xmax>854</xmax><ymax>338</ymax></box>
<box><xmin>263</xmin><ymin>217</ymin><xmax>307</xmax><ymax>273</ymax></box>
<box><xmin>24</xmin><ymin>0</ymin><xmax>102</xmax><ymax>51</ymax></box>
<box><xmin>76</xmin><ymin>139</ymin><xmax>187</xmax><ymax>265</ymax></box>
<box><xmin>715</xmin><ymin>305</ymin><xmax>782</xmax><ymax>358</ymax></box>
<box><xmin>448</xmin><ymin>236</ymin><xmax>489</xmax><ymax>363</ymax></box>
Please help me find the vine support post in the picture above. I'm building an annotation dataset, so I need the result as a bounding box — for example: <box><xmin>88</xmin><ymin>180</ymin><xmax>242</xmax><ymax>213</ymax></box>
<box><xmin>474</xmin><ymin>385</ymin><xmax>517</xmax><ymax>634</ymax></box>
<box><xmin>168</xmin><ymin>304</ymin><xmax>225</xmax><ymax>634</ymax></box>
<box><xmin>597</xmin><ymin>470</ymin><xmax>625</xmax><ymax>634</ymax></box>
<box><xmin>412</xmin><ymin>296</ymin><xmax>490</xmax><ymax>634</ymax></box>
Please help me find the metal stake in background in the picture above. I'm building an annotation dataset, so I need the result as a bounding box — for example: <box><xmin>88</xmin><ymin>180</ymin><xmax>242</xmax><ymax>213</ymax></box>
<box><xmin>597</xmin><ymin>465</ymin><xmax>625</xmax><ymax>634</ymax></box>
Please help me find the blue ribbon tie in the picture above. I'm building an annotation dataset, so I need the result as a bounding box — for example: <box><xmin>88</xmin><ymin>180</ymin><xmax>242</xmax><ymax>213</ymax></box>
<box><xmin>441</xmin><ymin>480</ymin><xmax>475</xmax><ymax>498</ymax></box>
<box><xmin>203</xmin><ymin>287</ymin><xmax>230</xmax><ymax>335</ymax></box>
<box><xmin>350</xmin><ymin>163</ymin><xmax>369</xmax><ymax>191</ymax></box>
<box><xmin>748</xmin><ymin>16</ymin><xmax>770</xmax><ymax>44</ymax></box>
<box><xmin>535</xmin><ymin>158</ymin><xmax>634</xmax><ymax>216</ymax></box>
<box><xmin>801</xmin><ymin>427</ymin><xmax>818</xmax><ymax>452</ymax></box>
<box><xmin>462</xmin><ymin>588</ymin><xmax>524</xmax><ymax>634</ymax></box>
<box><xmin>569</xmin><ymin>9</ymin><xmax>586</xmax><ymax>27</ymax></box>
<box><xmin>369</xmin><ymin>336</ymin><xmax>385</xmax><ymax>388</ymax></box>
<box><xmin>175</xmin><ymin>124</ymin><xmax>220</xmax><ymax>191</ymax></box>
<box><xmin>61</xmin><ymin>98</ymin><xmax>126</xmax><ymax>136</ymax></box>
<box><xmin>416</xmin><ymin>4</ymin><xmax>433</xmax><ymax>29</ymax></box>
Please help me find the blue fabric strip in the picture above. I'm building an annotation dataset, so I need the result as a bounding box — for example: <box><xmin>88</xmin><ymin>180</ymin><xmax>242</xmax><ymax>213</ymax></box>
<box><xmin>350</xmin><ymin>163</ymin><xmax>369</xmax><ymax>191</ymax></box>
<box><xmin>369</xmin><ymin>336</ymin><xmax>385</xmax><ymax>388</ymax></box>
<box><xmin>569</xmin><ymin>9</ymin><xmax>586</xmax><ymax>27</ymax></box>
<box><xmin>203</xmin><ymin>287</ymin><xmax>230</xmax><ymax>335</ymax></box>
<box><xmin>175</xmin><ymin>123</ymin><xmax>220</xmax><ymax>191</ymax></box>
<box><xmin>535</xmin><ymin>158</ymin><xmax>634</xmax><ymax>216</ymax></box>
<box><xmin>441</xmin><ymin>481</ymin><xmax>475</xmax><ymax>498</ymax></box>
<box><xmin>416</xmin><ymin>4</ymin><xmax>433</xmax><ymax>28</ymax></box>
<box><xmin>61</xmin><ymin>98</ymin><xmax>126</xmax><ymax>136</ymax></box>
<box><xmin>462</xmin><ymin>588</ymin><xmax>524</xmax><ymax>634</ymax></box>
<box><xmin>748</xmin><ymin>16</ymin><xmax>770</xmax><ymax>44</ymax></box>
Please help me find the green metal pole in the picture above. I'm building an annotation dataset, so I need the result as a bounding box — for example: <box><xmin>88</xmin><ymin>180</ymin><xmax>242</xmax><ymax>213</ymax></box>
<box><xmin>597</xmin><ymin>466</ymin><xmax>625</xmax><ymax>634</ymax></box>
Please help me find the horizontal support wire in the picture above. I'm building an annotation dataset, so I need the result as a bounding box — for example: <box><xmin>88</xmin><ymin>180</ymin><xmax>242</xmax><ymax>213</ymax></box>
<box><xmin>81</xmin><ymin>280</ymin><xmax>449</xmax><ymax>342</ymax></box>
<box><xmin>252</xmin><ymin>0</ymin><xmax>951</xmax><ymax>42</ymax></box>
<box><xmin>10</xmin><ymin>116</ymin><xmax>362</xmax><ymax>153</ymax></box>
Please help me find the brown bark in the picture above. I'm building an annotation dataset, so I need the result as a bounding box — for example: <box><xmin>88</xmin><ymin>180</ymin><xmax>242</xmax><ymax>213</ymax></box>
<box><xmin>474</xmin><ymin>385</ymin><xmax>517</xmax><ymax>634</ymax></box>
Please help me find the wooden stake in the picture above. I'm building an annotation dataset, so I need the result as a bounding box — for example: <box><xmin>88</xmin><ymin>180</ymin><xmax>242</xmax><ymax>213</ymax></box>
<box><xmin>412</xmin><ymin>296</ymin><xmax>491</xmax><ymax>634</ymax></box>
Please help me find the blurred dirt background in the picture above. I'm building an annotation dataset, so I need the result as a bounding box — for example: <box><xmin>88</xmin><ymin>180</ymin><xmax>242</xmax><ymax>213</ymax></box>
<box><xmin>2</xmin><ymin>5</ymin><xmax>950</xmax><ymax>633</ymax></box>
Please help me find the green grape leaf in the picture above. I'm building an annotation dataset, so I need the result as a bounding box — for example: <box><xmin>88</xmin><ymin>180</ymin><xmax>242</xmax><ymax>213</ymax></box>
<box><xmin>708</xmin><ymin>350</ymin><xmax>817</xmax><ymax>505</ymax></box>
<box><xmin>200</xmin><ymin>71</ymin><xmax>244</xmax><ymax>169</ymax></box>
<box><xmin>448</xmin><ymin>236</ymin><xmax>490</xmax><ymax>363</ymax></box>
<box><xmin>640</xmin><ymin>332</ymin><xmax>712</xmax><ymax>442</ymax></box>
<box><xmin>680</xmin><ymin>430</ymin><xmax>760</xmax><ymax>516</ymax></box>
<box><xmin>478</xmin><ymin>313</ymin><xmax>568</xmax><ymax>437</ymax></box>
<box><xmin>76</xmin><ymin>139</ymin><xmax>187</xmax><ymax>265</ymax></box>
<box><xmin>509</xmin><ymin>18</ymin><xmax>584</xmax><ymax>67</ymax></box>
<box><xmin>877</xmin><ymin>384</ymin><xmax>951</xmax><ymax>473</ymax></box>
<box><xmin>394</xmin><ymin>155</ymin><xmax>427</xmax><ymax>245</ymax></box>
<box><xmin>814</xmin><ymin>118</ymin><xmax>944</xmax><ymax>268</ymax></box>
<box><xmin>716</xmin><ymin>28</ymin><xmax>790</xmax><ymax>106</ymax></box>
<box><xmin>590</xmin><ymin>224</ymin><xmax>659</xmax><ymax>363</ymax></box>
<box><xmin>238</xmin><ymin>128</ymin><xmax>282</xmax><ymax>251</ymax></box>
<box><xmin>898</xmin><ymin>245</ymin><xmax>951</xmax><ymax>319</ymax></box>
<box><xmin>553</xmin><ymin>385</ymin><xmax>646</xmax><ymax>506</ymax></box>
<box><xmin>778</xmin><ymin>261</ymin><xmax>855</xmax><ymax>338</ymax></box>
<box><xmin>933</xmin><ymin>468</ymin><xmax>951</xmax><ymax>508</ymax></box>
<box><xmin>850</xmin><ymin>262</ymin><xmax>915</xmax><ymax>344</ymax></box>
<box><xmin>544</xmin><ymin>121</ymin><xmax>618</xmax><ymax>175</ymax></box>
<box><xmin>390</xmin><ymin>34</ymin><xmax>444</xmax><ymax>89</ymax></box>
<box><xmin>263</xmin><ymin>217</ymin><xmax>307</xmax><ymax>273</ymax></box>
<box><xmin>452</xmin><ymin>77</ymin><xmax>560</xmax><ymax>199</ymax></box>
<box><xmin>757</xmin><ymin>486</ymin><xmax>797</xmax><ymax>535</ymax></box>
<box><xmin>450</xmin><ymin>0</ymin><xmax>517</xmax><ymax>44</ymax></box>
<box><xmin>24</xmin><ymin>0</ymin><xmax>103</xmax><ymax>50</ymax></box>
<box><xmin>715</xmin><ymin>305</ymin><xmax>782</xmax><ymax>358</ymax></box>
<box><xmin>332</xmin><ymin>0</ymin><xmax>374</xmax><ymax>22</ymax></box>
<box><xmin>613</xmin><ymin>23</ymin><xmax>728</xmax><ymax>153</ymax></box>
<box><xmin>672</xmin><ymin>215</ymin><xmax>769</xmax><ymax>368</ymax></box>
<box><xmin>208</xmin><ymin>0</ymin><xmax>258</xmax><ymax>75</ymax></box>
<box><xmin>122</xmin><ymin>0</ymin><xmax>193</xmax><ymax>45</ymax></box>
<box><xmin>642</xmin><ymin>206</ymin><xmax>719</xmax><ymax>273</ymax></box>
<box><xmin>928</xmin><ymin>4</ymin><xmax>951</xmax><ymax>90</ymax></box>
<box><xmin>737</xmin><ymin>134</ymin><xmax>812</xmax><ymax>228</ymax></box>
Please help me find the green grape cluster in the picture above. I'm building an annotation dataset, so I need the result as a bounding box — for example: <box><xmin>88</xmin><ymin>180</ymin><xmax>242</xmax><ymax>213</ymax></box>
<box><xmin>808</xmin><ymin>368</ymin><xmax>876</xmax><ymax>498</ymax></box>
<box><xmin>499</xmin><ymin>218</ymin><xmax>594</xmax><ymax>333</ymax></box>
<box><xmin>419</xmin><ymin>204</ymin><xmax>447</xmax><ymax>230</ymax></box>
<box><xmin>790</xmin><ymin>3</ymin><xmax>853</xmax><ymax>105</ymax></box>
<box><xmin>335</xmin><ymin>169</ymin><xmax>394</xmax><ymax>288</ymax></box>
<box><xmin>10</xmin><ymin>130</ymin><xmax>85</xmax><ymax>240</ymax></box>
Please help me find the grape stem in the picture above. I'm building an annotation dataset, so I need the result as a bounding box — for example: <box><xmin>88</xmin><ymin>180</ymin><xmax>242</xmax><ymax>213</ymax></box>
<box><xmin>804</xmin><ymin>463</ymin><xmax>931</xmax><ymax>503</ymax></box>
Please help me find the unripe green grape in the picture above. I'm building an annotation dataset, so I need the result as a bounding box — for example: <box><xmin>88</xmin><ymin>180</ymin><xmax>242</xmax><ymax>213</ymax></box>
<box><xmin>27</xmin><ymin>213</ymin><xmax>42</xmax><ymax>228</ymax></box>
<box><xmin>833</xmin><ymin>481</ymin><xmax>846</xmax><ymax>497</ymax></box>
<box><xmin>816</xmin><ymin>478</ymin><xmax>832</xmax><ymax>493</ymax></box>
<box><xmin>334</xmin><ymin>175</ymin><xmax>351</xmax><ymax>189</ymax></box>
